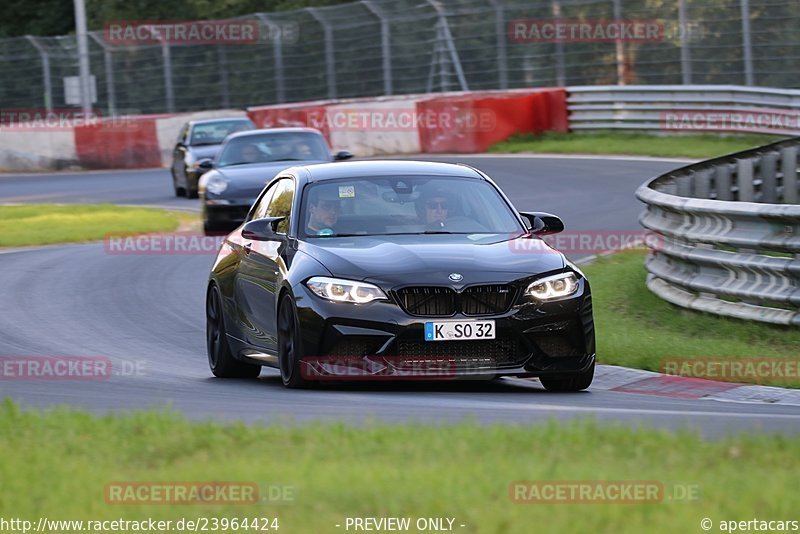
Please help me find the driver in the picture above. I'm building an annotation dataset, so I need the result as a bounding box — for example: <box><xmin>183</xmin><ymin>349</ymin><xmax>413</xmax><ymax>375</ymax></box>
<box><xmin>239</xmin><ymin>143</ymin><xmax>262</xmax><ymax>163</ymax></box>
<box><xmin>306</xmin><ymin>188</ymin><xmax>341</xmax><ymax>235</ymax></box>
<box><xmin>415</xmin><ymin>186</ymin><xmax>452</xmax><ymax>230</ymax></box>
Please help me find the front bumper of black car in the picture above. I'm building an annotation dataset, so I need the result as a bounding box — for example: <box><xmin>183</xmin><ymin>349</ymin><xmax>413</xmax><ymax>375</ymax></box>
<box><xmin>291</xmin><ymin>276</ymin><xmax>596</xmax><ymax>381</ymax></box>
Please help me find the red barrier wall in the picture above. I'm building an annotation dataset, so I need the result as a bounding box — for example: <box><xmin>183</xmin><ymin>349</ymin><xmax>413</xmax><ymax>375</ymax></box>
<box><xmin>74</xmin><ymin>116</ymin><xmax>162</xmax><ymax>169</ymax></box>
<box><xmin>417</xmin><ymin>89</ymin><xmax>568</xmax><ymax>153</ymax></box>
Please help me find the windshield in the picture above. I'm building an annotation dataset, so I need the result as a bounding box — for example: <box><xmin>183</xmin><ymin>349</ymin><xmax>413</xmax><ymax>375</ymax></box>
<box><xmin>188</xmin><ymin>120</ymin><xmax>254</xmax><ymax>146</ymax></box>
<box><xmin>300</xmin><ymin>176</ymin><xmax>524</xmax><ymax>238</ymax></box>
<box><xmin>217</xmin><ymin>132</ymin><xmax>331</xmax><ymax>167</ymax></box>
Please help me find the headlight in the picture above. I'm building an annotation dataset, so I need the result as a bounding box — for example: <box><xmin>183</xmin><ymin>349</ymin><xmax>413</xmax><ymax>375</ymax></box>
<box><xmin>305</xmin><ymin>277</ymin><xmax>388</xmax><ymax>304</ymax></box>
<box><xmin>206</xmin><ymin>175</ymin><xmax>228</xmax><ymax>195</ymax></box>
<box><xmin>526</xmin><ymin>272</ymin><xmax>579</xmax><ymax>301</ymax></box>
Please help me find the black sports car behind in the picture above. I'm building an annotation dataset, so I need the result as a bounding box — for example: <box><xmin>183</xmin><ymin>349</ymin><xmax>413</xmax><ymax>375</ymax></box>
<box><xmin>206</xmin><ymin>160</ymin><xmax>595</xmax><ymax>391</ymax></box>
<box><xmin>199</xmin><ymin>127</ymin><xmax>352</xmax><ymax>234</ymax></box>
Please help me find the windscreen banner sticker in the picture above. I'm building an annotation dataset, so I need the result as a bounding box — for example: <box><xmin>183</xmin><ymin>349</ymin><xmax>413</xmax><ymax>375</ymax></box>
<box><xmin>339</xmin><ymin>185</ymin><xmax>355</xmax><ymax>198</ymax></box>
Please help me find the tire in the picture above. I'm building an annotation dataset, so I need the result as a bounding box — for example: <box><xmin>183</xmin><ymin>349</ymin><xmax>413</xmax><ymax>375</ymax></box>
<box><xmin>206</xmin><ymin>284</ymin><xmax>261</xmax><ymax>378</ymax></box>
<box><xmin>186</xmin><ymin>173</ymin><xmax>199</xmax><ymax>199</ymax></box>
<box><xmin>277</xmin><ymin>295</ymin><xmax>313</xmax><ymax>388</ymax></box>
<box><xmin>540</xmin><ymin>361</ymin><xmax>594</xmax><ymax>392</ymax></box>
<box><xmin>171</xmin><ymin>169</ymin><xmax>186</xmax><ymax>197</ymax></box>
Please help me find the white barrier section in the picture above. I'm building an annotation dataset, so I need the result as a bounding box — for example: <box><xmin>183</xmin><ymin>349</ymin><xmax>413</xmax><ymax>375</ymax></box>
<box><xmin>326</xmin><ymin>99</ymin><xmax>422</xmax><ymax>156</ymax></box>
<box><xmin>0</xmin><ymin>130</ymin><xmax>78</xmax><ymax>171</ymax></box>
<box><xmin>154</xmin><ymin>110</ymin><xmax>249</xmax><ymax>166</ymax></box>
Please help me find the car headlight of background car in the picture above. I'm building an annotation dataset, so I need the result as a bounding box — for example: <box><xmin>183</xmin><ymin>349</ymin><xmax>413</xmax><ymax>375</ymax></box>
<box><xmin>205</xmin><ymin>175</ymin><xmax>229</xmax><ymax>195</ymax></box>
<box><xmin>306</xmin><ymin>277</ymin><xmax>388</xmax><ymax>304</ymax></box>
<box><xmin>526</xmin><ymin>272</ymin><xmax>579</xmax><ymax>301</ymax></box>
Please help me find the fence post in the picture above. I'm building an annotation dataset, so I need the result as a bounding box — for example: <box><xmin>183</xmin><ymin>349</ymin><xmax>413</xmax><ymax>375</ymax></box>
<box><xmin>88</xmin><ymin>32</ymin><xmax>116</xmax><ymax>116</ymax></box>
<box><xmin>218</xmin><ymin>47</ymin><xmax>231</xmax><ymax>109</ymax></box>
<box><xmin>489</xmin><ymin>0</ymin><xmax>508</xmax><ymax>90</ymax></box>
<box><xmin>678</xmin><ymin>0</ymin><xmax>692</xmax><ymax>84</ymax></box>
<box><xmin>740</xmin><ymin>0</ymin><xmax>754</xmax><ymax>85</ymax></box>
<box><xmin>307</xmin><ymin>8</ymin><xmax>337</xmax><ymax>99</ymax></box>
<box><xmin>255</xmin><ymin>13</ymin><xmax>286</xmax><ymax>104</ymax></box>
<box><xmin>73</xmin><ymin>0</ymin><xmax>93</xmax><ymax>115</ymax></box>
<box><xmin>426</xmin><ymin>0</ymin><xmax>469</xmax><ymax>91</ymax></box>
<box><xmin>551</xmin><ymin>0</ymin><xmax>566</xmax><ymax>86</ymax></box>
<box><xmin>160</xmin><ymin>38</ymin><xmax>175</xmax><ymax>113</ymax></box>
<box><xmin>25</xmin><ymin>36</ymin><xmax>52</xmax><ymax>112</ymax></box>
<box><xmin>362</xmin><ymin>1</ymin><xmax>393</xmax><ymax>96</ymax></box>
<box><xmin>612</xmin><ymin>0</ymin><xmax>625</xmax><ymax>85</ymax></box>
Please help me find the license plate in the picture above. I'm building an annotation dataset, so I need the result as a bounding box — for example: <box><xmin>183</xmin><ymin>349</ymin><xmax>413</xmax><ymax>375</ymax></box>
<box><xmin>424</xmin><ymin>320</ymin><xmax>495</xmax><ymax>341</ymax></box>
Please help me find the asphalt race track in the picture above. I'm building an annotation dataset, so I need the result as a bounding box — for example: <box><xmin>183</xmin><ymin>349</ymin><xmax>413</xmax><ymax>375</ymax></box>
<box><xmin>2</xmin><ymin>154</ymin><xmax>799</xmax><ymax>437</ymax></box>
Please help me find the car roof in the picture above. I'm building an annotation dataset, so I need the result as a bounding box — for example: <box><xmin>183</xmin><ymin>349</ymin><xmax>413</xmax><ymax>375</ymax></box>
<box><xmin>188</xmin><ymin>117</ymin><xmax>253</xmax><ymax>127</ymax></box>
<box><xmin>224</xmin><ymin>127</ymin><xmax>324</xmax><ymax>141</ymax></box>
<box><xmin>290</xmin><ymin>160</ymin><xmax>485</xmax><ymax>183</ymax></box>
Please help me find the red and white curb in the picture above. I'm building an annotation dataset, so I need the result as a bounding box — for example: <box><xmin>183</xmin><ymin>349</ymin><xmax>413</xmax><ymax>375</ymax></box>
<box><xmin>592</xmin><ymin>364</ymin><xmax>800</xmax><ymax>406</ymax></box>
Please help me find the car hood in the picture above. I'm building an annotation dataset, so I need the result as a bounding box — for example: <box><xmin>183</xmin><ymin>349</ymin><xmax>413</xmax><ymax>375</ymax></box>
<box><xmin>299</xmin><ymin>233</ymin><xmax>566</xmax><ymax>287</ymax></box>
<box><xmin>216</xmin><ymin>160</ymin><xmax>328</xmax><ymax>198</ymax></box>
<box><xmin>187</xmin><ymin>145</ymin><xmax>222</xmax><ymax>160</ymax></box>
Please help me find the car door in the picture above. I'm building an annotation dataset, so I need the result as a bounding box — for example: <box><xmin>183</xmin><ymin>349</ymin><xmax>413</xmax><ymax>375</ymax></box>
<box><xmin>236</xmin><ymin>178</ymin><xmax>295</xmax><ymax>352</ymax></box>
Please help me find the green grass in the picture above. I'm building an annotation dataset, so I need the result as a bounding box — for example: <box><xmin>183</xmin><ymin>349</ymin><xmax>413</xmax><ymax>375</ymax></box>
<box><xmin>0</xmin><ymin>204</ymin><xmax>195</xmax><ymax>247</ymax></box>
<box><xmin>1</xmin><ymin>400</ymin><xmax>799</xmax><ymax>533</ymax></box>
<box><xmin>583</xmin><ymin>253</ymin><xmax>800</xmax><ymax>387</ymax></box>
<box><xmin>489</xmin><ymin>131</ymin><xmax>782</xmax><ymax>159</ymax></box>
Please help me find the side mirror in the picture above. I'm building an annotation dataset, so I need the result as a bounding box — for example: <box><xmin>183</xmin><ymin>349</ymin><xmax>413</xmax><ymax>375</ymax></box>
<box><xmin>241</xmin><ymin>217</ymin><xmax>285</xmax><ymax>241</ymax></box>
<box><xmin>197</xmin><ymin>159</ymin><xmax>214</xmax><ymax>171</ymax></box>
<box><xmin>334</xmin><ymin>150</ymin><xmax>354</xmax><ymax>161</ymax></box>
<box><xmin>520</xmin><ymin>211</ymin><xmax>564</xmax><ymax>235</ymax></box>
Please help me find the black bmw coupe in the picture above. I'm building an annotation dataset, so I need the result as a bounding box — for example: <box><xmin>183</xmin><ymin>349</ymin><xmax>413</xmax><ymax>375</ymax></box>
<box><xmin>206</xmin><ymin>160</ymin><xmax>596</xmax><ymax>391</ymax></box>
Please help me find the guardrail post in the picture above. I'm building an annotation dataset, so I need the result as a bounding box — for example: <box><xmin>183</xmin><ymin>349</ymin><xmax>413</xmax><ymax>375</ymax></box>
<box><xmin>781</xmin><ymin>146</ymin><xmax>798</xmax><ymax>204</ymax></box>
<box><xmin>694</xmin><ymin>169</ymin><xmax>712</xmax><ymax>199</ymax></box>
<box><xmin>25</xmin><ymin>36</ymin><xmax>52</xmax><ymax>112</ymax></box>
<box><xmin>760</xmin><ymin>152</ymin><xmax>778</xmax><ymax>203</ymax></box>
<box><xmin>715</xmin><ymin>164</ymin><xmax>733</xmax><ymax>201</ymax></box>
<box><xmin>88</xmin><ymin>32</ymin><xmax>116</xmax><ymax>116</ymax></box>
<box><xmin>676</xmin><ymin>174</ymin><xmax>692</xmax><ymax>197</ymax></box>
<box><xmin>255</xmin><ymin>14</ymin><xmax>286</xmax><ymax>104</ymax></box>
<box><xmin>737</xmin><ymin>158</ymin><xmax>755</xmax><ymax>201</ymax></box>
<box><xmin>307</xmin><ymin>8</ymin><xmax>337</xmax><ymax>99</ymax></box>
<box><xmin>362</xmin><ymin>0</ymin><xmax>393</xmax><ymax>96</ymax></box>
<box><xmin>740</xmin><ymin>0</ymin><xmax>754</xmax><ymax>85</ymax></box>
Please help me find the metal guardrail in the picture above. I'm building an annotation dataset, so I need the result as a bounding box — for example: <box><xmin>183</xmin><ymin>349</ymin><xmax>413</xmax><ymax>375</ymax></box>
<box><xmin>568</xmin><ymin>85</ymin><xmax>800</xmax><ymax>135</ymax></box>
<box><xmin>636</xmin><ymin>137</ymin><xmax>800</xmax><ymax>325</ymax></box>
